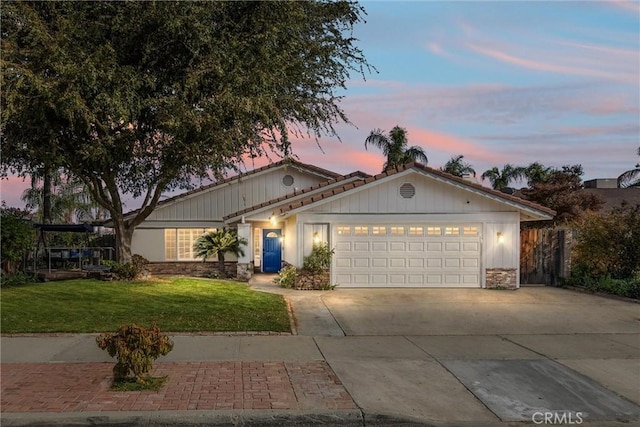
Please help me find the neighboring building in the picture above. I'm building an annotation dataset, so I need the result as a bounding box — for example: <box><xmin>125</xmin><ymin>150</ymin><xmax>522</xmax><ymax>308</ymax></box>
<box><xmin>583</xmin><ymin>178</ymin><xmax>640</xmax><ymax>211</ymax></box>
<box><xmin>126</xmin><ymin>159</ymin><xmax>555</xmax><ymax>289</ymax></box>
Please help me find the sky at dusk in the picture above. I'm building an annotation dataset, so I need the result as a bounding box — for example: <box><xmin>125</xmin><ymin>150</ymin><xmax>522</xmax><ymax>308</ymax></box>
<box><xmin>2</xmin><ymin>0</ymin><xmax>639</xmax><ymax>210</ymax></box>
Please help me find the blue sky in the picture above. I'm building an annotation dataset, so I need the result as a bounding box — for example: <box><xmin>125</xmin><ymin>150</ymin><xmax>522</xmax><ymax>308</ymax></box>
<box><xmin>2</xmin><ymin>0</ymin><xmax>639</xmax><ymax>209</ymax></box>
<box><xmin>285</xmin><ymin>0</ymin><xmax>639</xmax><ymax>182</ymax></box>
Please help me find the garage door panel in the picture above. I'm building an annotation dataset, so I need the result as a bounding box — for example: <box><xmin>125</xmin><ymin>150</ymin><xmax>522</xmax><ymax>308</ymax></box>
<box><xmin>336</xmin><ymin>274</ymin><xmax>351</xmax><ymax>284</ymax></box>
<box><xmin>353</xmin><ymin>242</ymin><xmax>369</xmax><ymax>251</ymax></box>
<box><xmin>371</xmin><ymin>275</ymin><xmax>387</xmax><ymax>284</ymax></box>
<box><xmin>335</xmin><ymin>258</ymin><xmax>351</xmax><ymax>268</ymax></box>
<box><xmin>390</xmin><ymin>274</ymin><xmax>406</xmax><ymax>284</ymax></box>
<box><xmin>408</xmin><ymin>242</ymin><xmax>424</xmax><ymax>251</ymax></box>
<box><xmin>445</xmin><ymin>275</ymin><xmax>461</xmax><ymax>284</ymax></box>
<box><xmin>389</xmin><ymin>242</ymin><xmax>406</xmax><ymax>251</ymax></box>
<box><xmin>408</xmin><ymin>275</ymin><xmax>424</xmax><ymax>284</ymax></box>
<box><xmin>445</xmin><ymin>258</ymin><xmax>460</xmax><ymax>268</ymax></box>
<box><xmin>427</xmin><ymin>242</ymin><xmax>442</xmax><ymax>251</ymax></box>
<box><xmin>464</xmin><ymin>242</ymin><xmax>480</xmax><ymax>251</ymax></box>
<box><xmin>372</xmin><ymin>258</ymin><xmax>388</xmax><ymax>268</ymax></box>
<box><xmin>408</xmin><ymin>258</ymin><xmax>424</xmax><ymax>268</ymax></box>
<box><xmin>427</xmin><ymin>274</ymin><xmax>443</xmax><ymax>284</ymax></box>
<box><xmin>353</xmin><ymin>258</ymin><xmax>369</xmax><ymax>268</ymax></box>
<box><xmin>445</xmin><ymin>242</ymin><xmax>461</xmax><ymax>251</ymax></box>
<box><xmin>463</xmin><ymin>274</ymin><xmax>480</xmax><ymax>284</ymax></box>
<box><xmin>353</xmin><ymin>274</ymin><xmax>370</xmax><ymax>284</ymax></box>
<box><xmin>372</xmin><ymin>241</ymin><xmax>388</xmax><ymax>251</ymax></box>
<box><xmin>390</xmin><ymin>258</ymin><xmax>406</xmax><ymax>268</ymax></box>
<box><xmin>463</xmin><ymin>258</ymin><xmax>479</xmax><ymax>268</ymax></box>
<box><xmin>335</xmin><ymin>241</ymin><xmax>351</xmax><ymax>251</ymax></box>
<box><xmin>334</xmin><ymin>223</ymin><xmax>480</xmax><ymax>288</ymax></box>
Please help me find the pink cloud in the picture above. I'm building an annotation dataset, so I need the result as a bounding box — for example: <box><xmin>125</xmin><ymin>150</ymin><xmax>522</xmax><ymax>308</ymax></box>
<box><xmin>607</xmin><ymin>0</ymin><xmax>640</xmax><ymax>13</ymax></box>
<box><xmin>466</xmin><ymin>41</ymin><xmax>638</xmax><ymax>84</ymax></box>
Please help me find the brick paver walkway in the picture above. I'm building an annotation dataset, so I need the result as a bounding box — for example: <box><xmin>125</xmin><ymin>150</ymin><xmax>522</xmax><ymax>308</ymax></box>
<box><xmin>1</xmin><ymin>361</ymin><xmax>356</xmax><ymax>413</ymax></box>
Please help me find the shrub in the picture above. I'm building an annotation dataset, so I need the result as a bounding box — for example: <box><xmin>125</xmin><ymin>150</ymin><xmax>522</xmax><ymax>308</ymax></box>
<box><xmin>103</xmin><ymin>260</ymin><xmax>137</xmax><ymax>280</ymax></box>
<box><xmin>302</xmin><ymin>243</ymin><xmax>334</xmax><ymax>273</ymax></box>
<box><xmin>582</xmin><ymin>276</ymin><xmax>640</xmax><ymax>300</ymax></box>
<box><xmin>0</xmin><ymin>205</ymin><xmax>35</xmax><ymax>274</ymax></box>
<box><xmin>0</xmin><ymin>271</ymin><xmax>36</xmax><ymax>287</ymax></box>
<box><xmin>572</xmin><ymin>204</ymin><xmax>640</xmax><ymax>280</ymax></box>
<box><xmin>274</xmin><ymin>265</ymin><xmax>297</xmax><ymax>288</ymax></box>
<box><xmin>103</xmin><ymin>254</ymin><xmax>150</xmax><ymax>280</ymax></box>
<box><xmin>96</xmin><ymin>323</ymin><xmax>174</xmax><ymax>384</ymax></box>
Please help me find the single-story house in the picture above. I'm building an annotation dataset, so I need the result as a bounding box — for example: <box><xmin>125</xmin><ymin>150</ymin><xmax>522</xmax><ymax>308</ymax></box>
<box><xmin>126</xmin><ymin>159</ymin><xmax>555</xmax><ymax>288</ymax></box>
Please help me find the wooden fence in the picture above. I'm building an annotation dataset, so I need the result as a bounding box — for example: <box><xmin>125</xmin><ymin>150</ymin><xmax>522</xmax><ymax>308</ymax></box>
<box><xmin>520</xmin><ymin>227</ymin><xmax>574</xmax><ymax>286</ymax></box>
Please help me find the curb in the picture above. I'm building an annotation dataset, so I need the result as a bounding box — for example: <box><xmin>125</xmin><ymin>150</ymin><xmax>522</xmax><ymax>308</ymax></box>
<box><xmin>0</xmin><ymin>409</ymin><xmax>365</xmax><ymax>426</ymax></box>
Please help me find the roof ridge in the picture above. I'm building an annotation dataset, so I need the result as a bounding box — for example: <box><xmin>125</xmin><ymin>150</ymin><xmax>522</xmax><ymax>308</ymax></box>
<box><xmin>223</xmin><ymin>170</ymin><xmax>369</xmax><ymax>220</ymax></box>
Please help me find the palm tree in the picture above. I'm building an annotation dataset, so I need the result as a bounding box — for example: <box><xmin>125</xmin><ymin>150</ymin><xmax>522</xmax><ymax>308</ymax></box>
<box><xmin>365</xmin><ymin>126</ymin><xmax>428</xmax><ymax>171</ymax></box>
<box><xmin>481</xmin><ymin>164</ymin><xmax>526</xmax><ymax>191</ymax></box>
<box><xmin>193</xmin><ymin>228</ymin><xmax>248</xmax><ymax>278</ymax></box>
<box><xmin>21</xmin><ymin>175</ymin><xmax>103</xmax><ymax>223</ymax></box>
<box><xmin>441</xmin><ymin>155</ymin><xmax>476</xmax><ymax>177</ymax></box>
<box><xmin>617</xmin><ymin>146</ymin><xmax>640</xmax><ymax>188</ymax></box>
<box><xmin>524</xmin><ymin>162</ymin><xmax>554</xmax><ymax>187</ymax></box>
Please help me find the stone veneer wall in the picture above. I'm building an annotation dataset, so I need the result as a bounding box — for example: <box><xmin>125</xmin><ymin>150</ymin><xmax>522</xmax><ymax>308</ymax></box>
<box><xmin>147</xmin><ymin>261</ymin><xmax>237</xmax><ymax>278</ymax></box>
<box><xmin>486</xmin><ymin>268</ymin><xmax>517</xmax><ymax>289</ymax></box>
<box><xmin>236</xmin><ymin>263</ymin><xmax>253</xmax><ymax>282</ymax></box>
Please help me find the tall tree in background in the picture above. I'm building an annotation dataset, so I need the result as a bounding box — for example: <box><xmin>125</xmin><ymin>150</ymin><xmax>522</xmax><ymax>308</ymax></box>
<box><xmin>1</xmin><ymin>1</ymin><xmax>372</xmax><ymax>262</ymax></box>
<box><xmin>617</xmin><ymin>146</ymin><xmax>640</xmax><ymax>188</ymax></box>
<box><xmin>481</xmin><ymin>164</ymin><xmax>525</xmax><ymax>191</ymax></box>
<box><xmin>441</xmin><ymin>155</ymin><xmax>476</xmax><ymax>178</ymax></box>
<box><xmin>521</xmin><ymin>165</ymin><xmax>603</xmax><ymax>224</ymax></box>
<box><xmin>21</xmin><ymin>175</ymin><xmax>105</xmax><ymax>224</ymax></box>
<box><xmin>524</xmin><ymin>162</ymin><xmax>554</xmax><ymax>187</ymax></box>
<box><xmin>365</xmin><ymin>126</ymin><xmax>428</xmax><ymax>171</ymax></box>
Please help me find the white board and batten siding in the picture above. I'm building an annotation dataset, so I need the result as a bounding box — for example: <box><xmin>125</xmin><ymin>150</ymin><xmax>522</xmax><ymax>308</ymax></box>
<box><xmin>131</xmin><ymin>167</ymin><xmax>328</xmax><ymax>262</ymax></box>
<box><xmin>144</xmin><ymin>168</ymin><xmax>326</xmax><ymax>223</ymax></box>
<box><xmin>295</xmin><ymin>172</ymin><xmax>522</xmax><ymax>288</ymax></box>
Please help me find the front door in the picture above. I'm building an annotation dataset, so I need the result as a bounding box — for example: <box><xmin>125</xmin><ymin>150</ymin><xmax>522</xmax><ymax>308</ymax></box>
<box><xmin>262</xmin><ymin>229</ymin><xmax>282</xmax><ymax>273</ymax></box>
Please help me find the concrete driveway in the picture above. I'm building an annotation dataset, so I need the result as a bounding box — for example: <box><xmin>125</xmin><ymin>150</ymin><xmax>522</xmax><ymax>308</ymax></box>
<box><xmin>259</xmin><ymin>280</ymin><xmax>640</xmax><ymax>425</ymax></box>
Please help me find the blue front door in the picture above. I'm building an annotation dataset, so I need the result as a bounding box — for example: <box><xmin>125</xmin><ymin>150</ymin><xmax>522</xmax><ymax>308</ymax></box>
<box><xmin>262</xmin><ymin>229</ymin><xmax>282</xmax><ymax>273</ymax></box>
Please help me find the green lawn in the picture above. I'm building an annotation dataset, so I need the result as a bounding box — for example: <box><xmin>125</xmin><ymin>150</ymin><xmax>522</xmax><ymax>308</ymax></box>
<box><xmin>1</xmin><ymin>277</ymin><xmax>291</xmax><ymax>333</ymax></box>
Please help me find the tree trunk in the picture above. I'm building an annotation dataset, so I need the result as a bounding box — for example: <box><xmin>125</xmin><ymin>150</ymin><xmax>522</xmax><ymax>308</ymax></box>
<box><xmin>113</xmin><ymin>217</ymin><xmax>134</xmax><ymax>264</ymax></box>
<box><xmin>218</xmin><ymin>253</ymin><xmax>226</xmax><ymax>278</ymax></box>
<box><xmin>42</xmin><ymin>166</ymin><xmax>52</xmax><ymax>224</ymax></box>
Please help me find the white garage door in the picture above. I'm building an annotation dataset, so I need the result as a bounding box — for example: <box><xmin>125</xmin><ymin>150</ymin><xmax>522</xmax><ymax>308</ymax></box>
<box><xmin>334</xmin><ymin>224</ymin><xmax>481</xmax><ymax>287</ymax></box>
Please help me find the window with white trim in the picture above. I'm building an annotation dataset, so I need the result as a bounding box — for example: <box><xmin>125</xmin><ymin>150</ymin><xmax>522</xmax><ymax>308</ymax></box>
<box><xmin>390</xmin><ymin>226</ymin><xmax>405</xmax><ymax>236</ymax></box>
<box><xmin>337</xmin><ymin>226</ymin><xmax>351</xmax><ymax>236</ymax></box>
<box><xmin>444</xmin><ymin>226</ymin><xmax>460</xmax><ymax>236</ymax></box>
<box><xmin>165</xmin><ymin>228</ymin><xmax>217</xmax><ymax>260</ymax></box>
<box><xmin>408</xmin><ymin>226</ymin><xmax>423</xmax><ymax>236</ymax></box>
<box><xmin>427</xmin><ymin>226</ymin><xmax>441</xmax><ymax>236</ymax></box>
<box><xmin>372</xmin><ymin>226</ymin><xmax>387</xmax><ymax>235</ymax></box>
<box><xmin>354</xmin><ymin>226</ymin><xmax>369</xmax><ymax>235</ymax></box>
<box><xmin>463</xmin><ymin>226</ymin><xmax>479</xmax><ymax>236</ymax></box>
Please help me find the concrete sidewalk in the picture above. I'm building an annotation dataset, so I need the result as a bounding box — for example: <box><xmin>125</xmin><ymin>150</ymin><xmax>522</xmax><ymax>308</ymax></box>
<box><xmin>2</xmin><ymin>277</ymin><xmax>639</xmax><ymax>426</ymax></box>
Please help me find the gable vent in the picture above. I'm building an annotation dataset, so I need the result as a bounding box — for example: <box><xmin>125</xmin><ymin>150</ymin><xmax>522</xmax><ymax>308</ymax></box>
<box><xmin>282</xmin><ymin>174</ymin><xmax>294</xmax><ymax>186</ymax></box>
<box><xmin>399</xmin><ymin>183</ymin><xmax>415</xmax><ymax>199</ymax></box>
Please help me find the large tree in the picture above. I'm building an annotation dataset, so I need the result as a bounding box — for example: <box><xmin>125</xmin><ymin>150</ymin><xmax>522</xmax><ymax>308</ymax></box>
<box><xmin>1</xmin><ymin>1</ymin><xmax>372</xmax><ymax>262</ymax></box>
<box><xmin>521</xmin><ymin>165</ymin><xmax>603</xmax><ymax>225</ymax></box>
<box><xmin>364</xmin><ymin>126</ymin><xmax>428</xmax><ymax>171</ymax></box>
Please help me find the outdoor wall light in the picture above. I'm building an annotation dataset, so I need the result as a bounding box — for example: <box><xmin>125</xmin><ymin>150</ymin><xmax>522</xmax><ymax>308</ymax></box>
<box><xmin>497</xmin><ymin>232</ymin><xmax>505</xmax><ymax>244</ymax></box>
<box><xmin>269</xmin><ymin>214</ymin><xmax>277</xmax><ymax>225</ymax></box>
<box><xmin>313</xmin><ymin>232</ymin><xmax>321</xmax><ymax>244</ymax></box>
